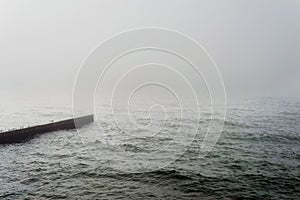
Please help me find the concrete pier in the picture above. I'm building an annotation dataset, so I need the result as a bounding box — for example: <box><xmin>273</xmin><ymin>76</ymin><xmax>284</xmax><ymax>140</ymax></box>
<box><xmin>0</xmin><ymin>115</ymin><xmax>94</xmax><ymax>144</ymax></box>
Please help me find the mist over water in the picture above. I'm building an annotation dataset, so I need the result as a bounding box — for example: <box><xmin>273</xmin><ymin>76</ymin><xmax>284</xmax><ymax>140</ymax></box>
<box><xmin>0</xmin><ymin>1</ymin><xmax>299</xmax><ymax>199</ymax></box>
<box><xmin>0</xmin><ymin>98</ymin><xmax>299</xmax><ymax>199</ymax></box>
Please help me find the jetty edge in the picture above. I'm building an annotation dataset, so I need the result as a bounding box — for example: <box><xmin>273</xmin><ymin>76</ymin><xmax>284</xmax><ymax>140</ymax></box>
<box><xmin>0</xmin><ymin>114</ymin><xmax>94</xmax><ymax>144</ymax></box>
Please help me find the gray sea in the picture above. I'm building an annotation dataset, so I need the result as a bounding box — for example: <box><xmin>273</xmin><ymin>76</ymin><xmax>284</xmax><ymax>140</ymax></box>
<box><xmin>0</xmin><ymin>98</ymin><xmax>299</xmax><ymax>199</ymax></box>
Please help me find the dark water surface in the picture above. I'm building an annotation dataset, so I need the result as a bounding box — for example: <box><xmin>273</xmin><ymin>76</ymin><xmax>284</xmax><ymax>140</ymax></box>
<box><xmin>0</xmin><ymin>98</ymin><xmax>299</xmax><ymax>199</ymax></box>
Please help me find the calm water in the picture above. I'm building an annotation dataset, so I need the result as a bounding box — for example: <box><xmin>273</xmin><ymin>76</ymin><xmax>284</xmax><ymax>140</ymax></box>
<box><xmin>0</xmin><ymin>98</ymin><xmax>299</xmax><ymax>199</ymax></box>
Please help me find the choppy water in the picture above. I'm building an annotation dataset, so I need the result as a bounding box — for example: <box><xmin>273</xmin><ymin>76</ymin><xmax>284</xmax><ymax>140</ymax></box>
<box><xmin>0</xmin><ymin>98</ymin><xmax>299</xmax><ymax>199</ymax></box>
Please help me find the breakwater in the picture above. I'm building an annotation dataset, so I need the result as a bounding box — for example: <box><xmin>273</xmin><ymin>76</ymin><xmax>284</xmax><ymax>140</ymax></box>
<box><xmin>0</xmin><ymin>115</ymin><xmax>93</xmax><ymax>144</ymax></box>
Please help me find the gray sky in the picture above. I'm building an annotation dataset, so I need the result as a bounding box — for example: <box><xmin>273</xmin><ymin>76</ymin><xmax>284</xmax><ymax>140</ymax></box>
<box><xmin>0</xmin><ymin>0</ymin><xmax>299</xmax><ymax>104</ymax></box>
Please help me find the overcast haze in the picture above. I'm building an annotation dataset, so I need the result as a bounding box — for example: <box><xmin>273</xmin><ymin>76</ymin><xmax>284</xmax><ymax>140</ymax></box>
<box><xmin>0</xmin><ymin>0</ymin><xmax>299</xmax><ymax>104</ymax></box>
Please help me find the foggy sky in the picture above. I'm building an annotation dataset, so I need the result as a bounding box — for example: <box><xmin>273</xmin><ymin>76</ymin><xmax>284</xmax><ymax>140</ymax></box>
<box><xmin>0</xmin><ymin>0</ymin><xmax>299</xmax><ymax>104</ymax></box>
